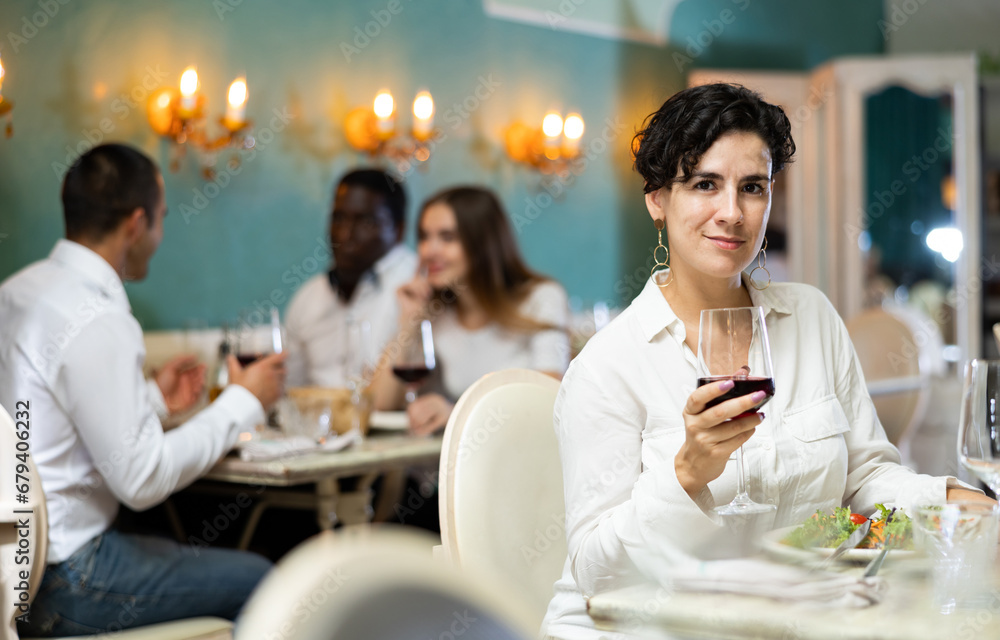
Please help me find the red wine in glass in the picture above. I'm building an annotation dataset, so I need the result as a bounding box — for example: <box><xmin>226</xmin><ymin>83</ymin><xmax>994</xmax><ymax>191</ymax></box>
<box><xmin>698</xmin><ymin>306</ymin><xmax>776</xmax><ymax>517</ymax></box>
<box><xmin>697</xmin><ymin>376</ymin><xmax>775</xmax><ymax>416</ymax></box>
<box><xmin>392</xmin><ymin>365</ymin><xmax>434</xmax><ymax>384</ymax></box>
<box><xmin>237</xmin><ymin>353</ymin><xmax>265</xmax><ymax>367</ymax></box>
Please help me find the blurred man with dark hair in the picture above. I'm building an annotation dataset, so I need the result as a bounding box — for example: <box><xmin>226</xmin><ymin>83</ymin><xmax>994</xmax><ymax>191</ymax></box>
<box><xmin>0</xmin><ymin>143</ymin><xmax>285</xmax><ymax>637</ymax></box>
<box><xmin>285</xmin><ymin>168</ymin><xmax>416</xmax><ymax>387</ymax></box>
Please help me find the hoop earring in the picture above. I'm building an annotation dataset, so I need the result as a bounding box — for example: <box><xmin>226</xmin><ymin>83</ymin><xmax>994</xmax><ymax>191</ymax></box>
<box><xmin>749</xmin><ymin>236</ymin><xmax>771</xmax><ymax>291</ymax></box>
<box><xmin>651</xmin><ymin>219</ymin><xmax>672</xmax><ymax>289</ymax></box>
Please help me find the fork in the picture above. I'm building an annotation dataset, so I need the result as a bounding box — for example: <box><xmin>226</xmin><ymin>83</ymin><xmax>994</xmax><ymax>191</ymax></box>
<box><xmin>812</xmin><ymin>518</ymin><xmax>871</xmax><ymax>572</ymax></box>
<box><xmin>863</xmin><ymin>508</ymin><xmax>896</xmax><ymax>578</ymax></box>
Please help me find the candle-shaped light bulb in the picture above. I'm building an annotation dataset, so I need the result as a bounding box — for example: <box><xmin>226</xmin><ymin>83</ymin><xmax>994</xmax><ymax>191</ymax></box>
<box><xmin>225</xmin><ymin>77</ymin><xmax>247</xmax><ymax>128</ymax></box>
<box><xmin>412</xmin><ymin>91</ymin><xmax>434</xmax><ymax>140</ymax></box>
<box><xmin>373</xmin><ymin>90</ymin><xmax>395</xmax><ymax>139</ymax></box>
<box><xmin>179</xmin><ymin>66</ymin><xmax>199</xmax><ymax>115</ymax></box>
<box><xmin>542</xmin><ymin>112</ymin><xmax>564</xmax><ymax>138</ymax></box>
<box><xmin>562</xmin><ymin>113</ymin><xmax>584</xmax><ymax>156</ymax></box>
<box><xmin>542</xmin><ymin>112</ymin><xmax>564</xmax><ymax>160</ymax></box>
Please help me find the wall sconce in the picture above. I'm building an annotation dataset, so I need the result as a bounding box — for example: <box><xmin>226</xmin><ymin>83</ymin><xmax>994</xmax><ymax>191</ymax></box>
<box><xmin>504</xmin><ymin>111</ymin><xmax>585</xmax><ymax>174</ymax></box>
<box><xmin>146</xmin><ymin>66</ymin><xmax>255</xmax><ymax>179</ymax></box>
<box><xmin>344</xmin><ymin>90</ymin><xmax>436</xmax><ymax>165</ymax></box>
<box><xmin>0</xmin><ymin>53</ymin><xmax>13</xmax><ymax>138</ymax></box>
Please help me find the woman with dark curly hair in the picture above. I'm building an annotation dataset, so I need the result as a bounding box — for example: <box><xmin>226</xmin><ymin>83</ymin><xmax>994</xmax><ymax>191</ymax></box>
<box><xmin>541</xmin><ymin>83</ymin><xmax>984</xmax><ymax>640</ymax></box>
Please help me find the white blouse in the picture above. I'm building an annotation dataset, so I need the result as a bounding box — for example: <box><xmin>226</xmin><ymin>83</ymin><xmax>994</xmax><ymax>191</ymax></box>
<box><xmin>426</xmin><ymin>280</ymin><xmax>570</xmax><ymax>401</ymax></box>
<box><xmin>542</xmin><ymin>275</ymin><xmax>965</xmax><ymax>640</ymax></box>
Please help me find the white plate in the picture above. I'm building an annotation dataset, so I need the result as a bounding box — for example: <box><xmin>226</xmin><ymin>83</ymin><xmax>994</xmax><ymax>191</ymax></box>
<box><xmin>761</xmin><ymin>525</ymin><xmax>914</xmax><ymax>565</ymax></box>
<box><xmin>368</xmin><ymin>411</ymin><xmax>409</xmax><ymax>431</ymax></box>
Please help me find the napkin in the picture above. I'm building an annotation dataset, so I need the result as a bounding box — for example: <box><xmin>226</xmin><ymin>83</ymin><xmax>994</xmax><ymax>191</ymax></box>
<box><xmin>235</xmin><ymin>429</ymin><xmax>361</xmax><ymax>462</ymax></box>
<box><xmin>669</xmin><ymin>558</ymin><xmax>885</xmax><ymax>608</ymax></box>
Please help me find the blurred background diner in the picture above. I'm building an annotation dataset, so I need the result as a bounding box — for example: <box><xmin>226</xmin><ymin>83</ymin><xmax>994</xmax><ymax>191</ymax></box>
<box><xmin>2</xmin><ymin>0</ymin><xmax>1000</xmax><ymax>638</ymax></box>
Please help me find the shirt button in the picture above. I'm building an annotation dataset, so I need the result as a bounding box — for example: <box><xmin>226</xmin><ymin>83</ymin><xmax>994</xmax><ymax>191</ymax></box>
<box><xmin>762</xmin><ymin>440</ymin><xmax>772</xmax><ymax>450</ymax></box>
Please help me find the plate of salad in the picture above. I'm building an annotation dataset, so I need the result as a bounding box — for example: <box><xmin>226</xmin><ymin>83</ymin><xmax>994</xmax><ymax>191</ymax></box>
<box><xmin>762</xmin><ymin>504</ymin><xmax>915</xmax><ymax>564</ymax></box>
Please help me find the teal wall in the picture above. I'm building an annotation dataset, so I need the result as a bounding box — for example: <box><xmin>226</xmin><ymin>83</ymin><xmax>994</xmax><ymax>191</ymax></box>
<box><xmin>0</xmin><ymin>0</ymin><xmax>883</xmax><ymax>329</ymax></box>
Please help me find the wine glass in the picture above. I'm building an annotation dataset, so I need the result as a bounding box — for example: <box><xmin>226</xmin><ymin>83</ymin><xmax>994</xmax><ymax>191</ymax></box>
<box><xmin>392</xmin><ymin>319</ymin><xmax>436</xmax><ymax>404</ymax></box>
<box><xmin>697</xmin><ymin>306</ymin><xmax>776</xmax><ymax>516</ymax></box>
<box><xmin>235</xmin><ymin>308</ymin><xmax>284</xmax><ymax>366</ymax></box>
<box><xmin>957</xmin><ymin>359</ymin><xmax>1000</xmax><ymax>495</ymax></box>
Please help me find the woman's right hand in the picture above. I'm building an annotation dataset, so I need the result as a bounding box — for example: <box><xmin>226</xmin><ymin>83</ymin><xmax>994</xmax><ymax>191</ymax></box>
<box><xmin>396</xmin><ymin>273</ymin><xmax>433</xmax><ymax>328</ymax></box>
<box><xmin>674</xmin><ymin>379</ymin><xmax>766</xmax><ymax>499</ymax></box>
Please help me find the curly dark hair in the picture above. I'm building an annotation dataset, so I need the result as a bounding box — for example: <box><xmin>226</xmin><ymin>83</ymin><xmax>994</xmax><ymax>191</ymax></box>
<box><xmin>633</xmin><ymin>83</ymin><xmax>795</xmax><ymax>193</ymax></box>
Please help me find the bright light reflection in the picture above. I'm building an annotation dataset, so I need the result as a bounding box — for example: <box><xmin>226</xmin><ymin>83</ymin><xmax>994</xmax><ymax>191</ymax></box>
<box><xmin>542</xmin><ymin>112</ymin><xmax>563</xmax><ymax>138</ymax></box>
<box><xmin>563</xmin><ymin>113</ymin><xmax>584</xmax><ymax>139</ymax></box>
<box><xmin>374</xmin><ymin>91</ymin><xmax>394</xmax><ymax>118</ymax></box>
<box><xmin>413</xmin><ymin>91</ymin><xmax>434</xmax><ymax>120</ymax></box>
<box><xmin>926</xmin><ymin>227</ymin><xmax>963</xmax><ymax>263</ymax></box>
<box><xmin>180</xmin><ymin>67</ymin><xmax>198</xmax><ymax>97</ymax></box>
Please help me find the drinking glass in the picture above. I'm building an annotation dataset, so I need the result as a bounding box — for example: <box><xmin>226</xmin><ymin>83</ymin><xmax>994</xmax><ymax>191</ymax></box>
<box><xmin>235</xmin><ymin>308</ymin><xmax>284</xmax><ymax>366</ymax></box>
<box><xmin>697</xmin><ymin>306</ymin><xmax>776</xmax><ymax>517</ymax></box>
<box><xmin>345</xmin><ymin>319</ymin><xmax>376</xmax><ymax>434</ymax></box>
<box><xmin>392</xmin><ymin>319</ymin><xmax>436</xmax><ymax>404</ymax></box>
<box><xmin>958</xmin><ymin>359</ymin><xmax>1000</xmax><ymax>496</ymax></box>
<box><xmin>913</xmin><ymin>501</ymin><xmax>999</xmax><ymax>613</ymax></box>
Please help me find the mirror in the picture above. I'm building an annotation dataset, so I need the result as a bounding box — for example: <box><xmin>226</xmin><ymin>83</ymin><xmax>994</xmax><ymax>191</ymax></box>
<box><xmin>862</xmin><ymin>87</ymin><xmax>958</xmax><ymax>350</ymax></box>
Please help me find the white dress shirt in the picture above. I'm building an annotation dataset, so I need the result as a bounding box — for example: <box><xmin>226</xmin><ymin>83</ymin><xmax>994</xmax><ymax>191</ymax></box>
<box><xmin>427</xmin><ymin>280</ymin><xmax>571</xmax><ymax>401</ymax></box>
<box><xmin>0</xmin><ymin>240</ymin><xmax>264</xmax><ymax>563</ymax></box>
<box><xmin>542</xmin><ymin>275</ymin><xmax>966</xmax><ymax>640</ymax></box>
<box><xmin>284</xmin><ymin>245</ymin><xmax>417</xmax><ymax>388</ymax></box>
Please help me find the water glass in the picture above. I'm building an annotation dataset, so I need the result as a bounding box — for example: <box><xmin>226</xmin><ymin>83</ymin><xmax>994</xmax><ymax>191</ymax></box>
<box><xmin>913</xmin><ymin>501</ymin><xmax>1000</xmax><ymax>614</ymax></box>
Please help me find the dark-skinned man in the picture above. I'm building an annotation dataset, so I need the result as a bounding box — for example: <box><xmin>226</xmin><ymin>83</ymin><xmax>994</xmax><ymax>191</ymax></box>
<box><xmin>284</xmin><ymin>169</ymin><xmax>415</xmax><ymax>387</ymax></box>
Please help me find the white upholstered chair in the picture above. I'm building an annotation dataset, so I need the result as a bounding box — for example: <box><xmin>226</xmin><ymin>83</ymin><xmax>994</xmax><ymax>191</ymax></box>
<box><xmin>235</xmin><ymin>527</ymin><xmax>536</xmax><ymax>640</ymax></box>
<box><xmin>845</xmin><ymin>305</ymin><xmax>945</xmax><ymax>456</ymax></box>
<box><xmin>0</xmin><ymin>403</ymin><xmax>232</xmax><ymax>640</ymax></box>
<box><xmin>437</xmin><ymin>368</ymin><xmax>565</xmax><ymax>629</ymax></box>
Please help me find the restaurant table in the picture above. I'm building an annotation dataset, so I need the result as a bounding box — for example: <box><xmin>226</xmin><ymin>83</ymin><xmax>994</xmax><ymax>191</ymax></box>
<box><xmin>586</xmin><ymin>562</ymin><xmax>1000</xmax><ymax>640</ymax></box>
<box><xmin>178</xmin><ymin>433</ymin><xmax>442</xmax><ymax>549</ymax></box>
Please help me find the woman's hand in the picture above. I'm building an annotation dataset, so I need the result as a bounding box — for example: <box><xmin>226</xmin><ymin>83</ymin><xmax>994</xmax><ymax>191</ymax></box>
<box><xmin>675</xmin><ymin>379</ymin><xmax>766</xmax><ymax>499</ymax></box>
<box><xmin>407</xmin><ymin>393</ymin><xmax>454</xmax><ymax>436</ymax></box>
<box><xmin>397</xmin><ymin>273</ymin><xmax>433</xmax><ymax>328</ymax></box>
<box><xmin>946</xmin><ymin>487</ymin><xmax>998</xmax><ymax>505</ymax></box>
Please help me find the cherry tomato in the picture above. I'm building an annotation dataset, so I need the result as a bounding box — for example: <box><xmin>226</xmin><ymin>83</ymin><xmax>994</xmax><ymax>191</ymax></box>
<box><xmin>849</xmin><ymin>513</ymin><xmax>868</xmax><ymax>525</ymax></box>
